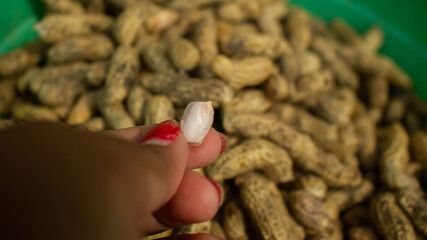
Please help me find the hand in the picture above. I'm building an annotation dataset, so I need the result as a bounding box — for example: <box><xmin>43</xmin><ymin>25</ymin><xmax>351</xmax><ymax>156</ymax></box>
<box><xmin>0</xmin><ymin>121</ymin><xmax>227</xmax><ymax>240</ymax></box>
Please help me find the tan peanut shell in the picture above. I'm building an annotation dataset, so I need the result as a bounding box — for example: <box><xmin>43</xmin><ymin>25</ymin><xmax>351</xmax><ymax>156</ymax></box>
<box><xmin>223</xmin><ymin>200</ymin><xmax>249</xmax><ymax>240</ymax></box>
<box><xmin>126</xmin><ymin>85</ymin><xmax>151</xmax><ymax>124</ymax></box>
<box><xmin>218</xmin><ymin>2</ymin><xmax>262</xmax><ymax>22</ymax></box>
<box><xmin>210</xmin><ymin>55</ymin><xmax>274</xmax><ymax>90</ymax></box>
<box><xmin>312</xmin><ymin>37</ymin><xmax>359</xmax><ymax>89</ymax></box>
<box><xmin>173</xmin><ymin>221</ymin><xmax>211</xmax><ymax>235</ymax></box>
<box><xmin>236</xmin><ymin>172</ymin><xmax>305</xmax><ymax>240</ymax></box>
<box><xmin>347</xmin><ymin>226</ymin><xmax>379</xmax><ymax>240</ymax></box>
<box><xmin>0</xmin><ymin>79</ymin><xmax>16</xmax><ymax>115</ymax></box>
<box><xmin>193</xmin><ymin>10</ymin><xmax>218</xmax><ymax>78</ymax></box>
<box><xmin>43</xmin><ymin>0</ymin><xmax>85</xmax><ymax>14</ymax></box>
<box><xmin>410</xmin><ymin>131</ymin><xmax>427</xmax><ymax>165</ymax></box>
<box><xmin>326</xmin><ymin>178</ymin><xmax>374</xmax><ymax>211</ymax></box>
<box><xmin>264</xmin><ymin>67</ymin><xmax>289</xmax><ymax>100</ymax></box>
<box><xmin>144</xmin><ymin>95</ymin><xmax>175</xmax><ymax>125</ymax></box>
<box><xmin>210</xmin><ymin>220</ymin><xmax>227</xmax><ymax>240</ymax></box>
<box><xmin>223</xmin><ymin>89</ymin><xmax>272</xmax><ymax>115</ymax></box>
<box><xmin>86</xmin><ymin>60</ymin><xmax>109</xmax><ymax>87</ymax></box>
<box><xmin>0</xmin><ymin>44</ymin><xmax>41</xmax><ymax>77</ymax></box>
<box><xmin>79</xmin><ymin>117</ymin><xmax>105</xmax><ymax>132</ymax></box>
<box><xmin>105</xmin><ymin>46</ymin><xmax>140</xmax><ymax>104</ymax></box>
<box><xmin>113</xmin><ymin>5</ymin><xmax>151</xmax><ymax>46</ymax></box>
<box><xmin>304</xmin><ymin>87</ymin><xmax>357</xmax><ymax>125</ymax></box>
<box><xmin>293</xmin><ymin>174</ymin><xmax>328</xmax><ymax>200</ymax></box>
<box><xmin>139</xmin><ymin>39</ymin><xmax>175</xmax><ymax>74</ymax></box>
<box><xmin>140</xmin><ymin>73</ymin><xmax>233</xmax><ymax>107</ymax></box>
<box><xmin>145</xmin><ymin>8</ymin><xmax>178</xmax><ymax>32</ymax></box>
<box><xmin>207</xmin><ymin>138</ymin><xmax>294</xmax><ymax>182</ymax></box>
<box><xmin>34</xmin><ymin>14</ymin><xmax>112</xmax><ymax>43</ymax></box>
<box><xmin>286</xmin><ymin>8</ymin><xmax>312</xmax><ymax>50</ymax></box>
<box><xmin>366</xmin><ymin>76</ymin><xmax>389</xmax><ymax>109</ymax></box>
<box><xmin>395</xmin><ymin>189</ymin><xmax>427</xmax><ymax>236</ymax></box>
<box><xmin>97</xmin><ymin>90</ymin><xmax>135</xmax><ymax>130</ymax></box>
<box><xmin>168</xmin><ymin>38</ymin><xmax>200</xmax><ymax>72</ymax></box>
<box><xmin>370</xmin><ymin>192</ymin><xmax>416</xmax><ymax>240</ymax></box>
<box><xmin>66</xmin><ymin>92</ymin><xmax>97</xmax><ymax>125</ymax></box>
<box><xmin>141</xmin><ymin>229</ymin><xmax>172</xmax><ymax>240</ymax></box>
<box><xmin>224</xmin><ymin>113</ymin><xmax>362</xmax><ymax>187</ymax></box>
<box><xmin>257</xmin><ymin>1</ymin><xmax>287</xmax><ymax>37</ymax></box>
<box><xmin>272</xmin><ymin>103</ymin><xmax>339</xmax><ymax>150</ymax></box>
<box><xmin>12</xmin><ymin>103</ymin><xmax>59</xmax><ymax>122</ymax></box>
<box><xmin>361</xmin><ymin>25</ymin><xmax>384</xmax><ymax>53</ymax></box>
<box><xmin>48</xmin><ymin>34</ymin><xmax>114</xmax><ymax>63</ymax></box>
<box><xmin>289</xmin><ymin>190</ymin><xmax>332</xmax><ymax>233</ymax></box>
<box><xmin>289</xmin><ymin>69</ymin><xmax>333</xmax><ymax>102</ymax></box>
<box><xmin>331</xmin><ymin>18</ymin><xmax>362</xmax><ymax>46</ymax></box>
<box><xmin>354</xmin><ymin>114</ymin><xmax>377</xmax><ymax>170</ymax></box>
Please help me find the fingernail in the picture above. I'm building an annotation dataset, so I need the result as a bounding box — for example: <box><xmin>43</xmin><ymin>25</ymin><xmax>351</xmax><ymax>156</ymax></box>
<box><xmin>207</xmin><ymin>178</ymin><xmax>224</xmax><ymax>207</ymax></box>
<box><xmin>218</xmin><ymin>132</ymin><xmax>228</xmax><ymax>155</ymax></box>
<box><xmin>140</xmin><ymin>120</ymin><xmax>180</xmax><ymax>146</ymax></box>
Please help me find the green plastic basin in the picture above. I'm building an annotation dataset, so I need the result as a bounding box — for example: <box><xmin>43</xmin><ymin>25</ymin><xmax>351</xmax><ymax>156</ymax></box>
<box><xmin>0</xmin><ymin>0</ymin><xmax>426</xmax><ymax>98</ymax></box>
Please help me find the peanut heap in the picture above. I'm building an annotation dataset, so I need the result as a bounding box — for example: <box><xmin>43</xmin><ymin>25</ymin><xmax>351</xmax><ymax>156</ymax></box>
<box><xmin>1</xmin><ymin>0</ymin><xmax>427</xmax><ymax>239</ymax></box>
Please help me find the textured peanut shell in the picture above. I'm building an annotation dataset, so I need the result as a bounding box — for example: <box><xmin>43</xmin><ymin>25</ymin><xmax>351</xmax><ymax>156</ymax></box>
<box><xmin>86</xmin><ymin>60</ymin><xmax>109</xmax><ymax>87</ymax></box>
<box><xmin>223</xmin><ymin>200</ymin><xmax>249</xmax><ymax>240</ymax></box>
<box><xmin>361</xmin><ymin>25</ymin><xmax>384</xmax><ymax>53</ymax></box>
<box><xmin>0</xmin><ymin>46</ymin><xmax>41</xmax><ymax>77</ymax></box>
<box><xmin>48</xmin><ymin>34</ymin><xmax>114</xmax><ymax>63</ymax></box>
<box><xmin>326</xmin><ymin>178</ymin><xmax>374</xmax><ymax>211</ymax></box>
<box><xmin>218</xmin><ymin>2</ymin><xmax>262</xmax><ymax>22</ymax></box>
<box><xmin>0</xmin><ymin>79</ymin><xmax>16</xmax><ymax>115</ymax></box>
<box><xmin>293</xmin><ymin>174</ymin><xmax>328</xmax><ymax>200</ymax></box>
<box><xmin>347</xmin><ymin>226</ymin><xmax>379</xmax><ymax>240</ymax></box>
<box><xmin>410</xmin><ymin>131</ymin><xmax>427</xmax><ymax>165</ymax></box>
<box><xmin>396</xmin><ymin>190</ymin><xmax>427</xmax><ymax>236</ymax></box>
<box><xmin>354</xmin><ymin>114</ymin><xmax>377</xmax><ymax>170</ymax></box>
<box><xmin>113</xmin><ymin>5</ymin><xmax>150</xmax><ymax>46</ymax></box>
<box><xmin>264</xmin><ymin>68</ymin><xmax>289</xmax><ymax>100</ymax></box>
<box><xmin>105</xmin><ymin>46</ymin><xmax>140</xmax><ymax>104</ymax></box>
<box><xmin>223</xmin><ymin>89</ymin><xmax>272</xmax><ymax>115</ymax></box>
<box><xmin>289</xmin><ymin>69</ymin><xmax>333</xmax><ymax>102</ymax></box>
<box><xmin>141</xmin><ymin>229</ymin><xmax>172</xmax><ymax>240</ymax></box>
<box><xmin>367</xmin><ymin>76</ymin><xmax>389</xmax><ymax>108</ymax></box>
<box><xmin>377</xmin><ymin>123</ymin><xmax>409</xmax><ymax>170</ymax></box>
<box><xmin>257</xmin><ymin>1</ymin><xmax>287</xmax><ymax>37</ymax></box>
<box><xmin>210</xmin><ymin>220</ymin><xmax>226</xmax><ymax>240</ymax></box>
<box><xmin>97</xmin><ymin>90</ymin><xmax>135</xmax><ymax>130</ymax></box>
<box><xmin>236</xmin><ymin>172</ymin><xmax>305</xmax><ymax>240</ymax></box>
<box><xmin>312</xmin><ymin>37</ymin><xmax>359</xmax><ymax>89</ymax></box>
<box><xmin>370</xmin><ymin>192</ymin><xmax>416</xmax><ymax>240</ymax></box>
<box><xmin>168</xmin><ymin>38</ymin><xmax>200</xmax><ymax>71</ymax></box>
<box><xmin>289</xmin><ymin>190</ymin><xmax>332</xmax><ymax>233</ymax></box>
<box><xmin>126</xmin><ymin>85</ymin><xmax>151</xmax><ymax>124</ymax></box>
<box><xmin>286</xmin><ymin>8</ymin><xmax>312</xmax><ymax>50</ymax></box>
<box><xmin>193</xmin><ymin>10</ymin><xmax>218</xmax><ymax>78</ymax></box>
<box><xmin>210</xmin><ymin>55</ymin><xmax>274</xmax><ymax>90</ymax></box>
<box><xmin>173</xmin><ymin>221</ymin><xmax>211</xmax><ymax>235</ymax></box>
<box><xmin>80</xmin><ymin>117</ymin><xmax>105</xmax><ymax>132</ymax></box>
<box><xmin>35</xmin><ymin>14</ymin><xmax>112</xmax><ymax>43</ymax></box>
<box><xmin>43</xmin><ymin>0</ymin><xmax>85</xmax><ymax>14</ymax></box>
<box><xmin>66</xmin><ymin>92</ymin><xmax>97</xmax><ymax>125</ymax></box>
<box><xmin>224</xmin><ymin>113</ymin><xmax>362</xmax><ymax>187</ymax></box>
<box><xmin>273</xmin><ymin>103</ymin><xmax>339</xmax><ymax>150</ymax></box>
<box><xmin>140</xmin><ymin>73</ymin><xmax>233</xmax><ymax>107</ymax></box>
<box><xmin>140</xmin><ymin>39</ymin><xmax>175</xmax><ymax>74</ymax></box>
<box><xmin>144</xmin><ymin>95</ymin><xmax>175</xmax><ymax>125</ymax></box>
<box><xmin>12</xmin><ymin>103</ymin><xmax>59</xmax><ymax>122</ymax></box>
<box><xmin>331</xmin><ymin>18</ymin><xmax>362</xmax><ymax>46</ymax></box>
<box><xmin>207</xmin><ymin>138</ymin><xmax>294</xmax><ymax>182</ymax></box>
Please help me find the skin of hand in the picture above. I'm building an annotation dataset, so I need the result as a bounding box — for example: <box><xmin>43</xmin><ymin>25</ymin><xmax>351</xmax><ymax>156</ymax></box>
<box><xmin>0</xmin><ymin>121</ymin><xmax>226</xmax><ymax>240</ymax></box>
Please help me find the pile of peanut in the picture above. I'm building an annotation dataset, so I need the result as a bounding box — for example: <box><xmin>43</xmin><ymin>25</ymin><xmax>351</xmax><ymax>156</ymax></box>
<box><xmin>1</xmin><ymin>0</ymin><xmax>427</xmax><ymax>239</ymax></box>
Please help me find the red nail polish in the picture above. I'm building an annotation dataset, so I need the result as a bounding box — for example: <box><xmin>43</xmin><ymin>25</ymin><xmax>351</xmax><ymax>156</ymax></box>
<box><xmin>140</xmin><ymin>120</ymin><xmax>180</xmax><ymax>146</ymax></box>
<box><xmin>218</xmin><ymin>132</ymin><xmax>228</xmax><ymax>155</ymax></box>
<box><xmin>207</xmin><ymin>178</ymin><xmax>224</xmax><ymax>207</ymax></box>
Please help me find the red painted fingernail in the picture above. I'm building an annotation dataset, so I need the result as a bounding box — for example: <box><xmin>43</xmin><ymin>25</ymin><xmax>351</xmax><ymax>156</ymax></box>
<box><xmin>218</xmin><ymin>132</ymin><xmax>228</xmax><ymax>155</ymax></box>
<box><xmin>140</xmin><ymin>120</ymin><xmax>180</xmax><ymax>146</ymax></box>
<box><xmin>207</xmin><ymin>178</ymin><xmax>224</xmax><ymax>207</ymax></box>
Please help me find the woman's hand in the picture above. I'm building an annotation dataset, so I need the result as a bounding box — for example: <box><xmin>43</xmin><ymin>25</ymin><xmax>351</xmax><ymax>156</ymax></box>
<box><xmin>0</xmin><ymin>121</ymin><xmax>227</xmax><ymax>240</ymax></box>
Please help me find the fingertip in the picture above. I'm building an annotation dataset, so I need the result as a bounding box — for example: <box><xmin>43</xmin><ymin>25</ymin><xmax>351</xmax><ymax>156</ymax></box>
<box><xmin>154</xmin><ymin>171</ymin><xmax>222</xmax><ymax>227</ymax></box>
<box><xmin>187</xmin><ymin>128</ymin><xmax>222</xmax><ymax>169</ymax></box>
